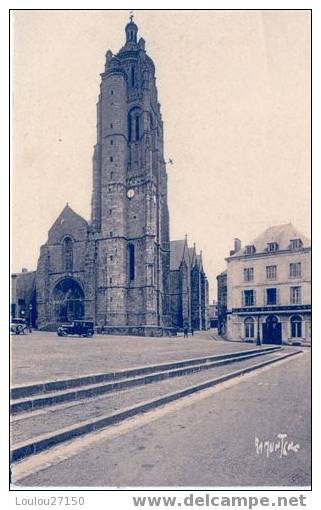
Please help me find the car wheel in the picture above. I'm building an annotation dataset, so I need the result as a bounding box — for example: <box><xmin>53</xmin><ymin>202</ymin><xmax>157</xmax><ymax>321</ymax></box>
<box><xmin>16</xmin><ymin>325</ymin><xmax>23</xmax><ymax>335</ymax></box>
<box><xmin>87</xmin><ymin>330</ymin><xmax>93</xmax><ymax>337</ymax></box>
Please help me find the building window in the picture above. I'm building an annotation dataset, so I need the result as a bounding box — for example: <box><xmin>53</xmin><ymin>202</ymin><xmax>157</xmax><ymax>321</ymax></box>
<box><xmin>267</xmin><ymin>242</ymin><xmax>279</xmax><ymax>252</ymax></box>
<box><xmin>266</xmin><ymin>288</ymin><xmax>278</xmax><ymax>305</ymax></box>
<box><xmin>290</xmin><ymin>238</ymin><xmax>302</xmax><ymax>250</ymax></box>
<box><xmin>244</xmin><ymin>267</ymin><xmax>254</xmax><ymax>282</ymax></box>
<box><xmin>111</xmin><ymin>90</ymin><xmax>114</xmax><ymax>95</ymax></box>
<box><xmin>128</xmin><ymin>107</ymin><xmax>141</xmax><ymax>142</ymax></box>
<box><xmin>109</xmin><ymin>209</ymin><xmax>112</xmax><ymax>215</ymax></box>
<box><xmin>291</xmin><ymin>315</ymin><xmax>302</xmax><ymax>338</ymax></box>
<box><xmin>244</xmin><ymin>317</ymin><xmax>254</xmax><ymax>339</ymax></box>
<box><xmin>128</xmin><ymin>243</ymin><xmax>135</xmax><ymax>281</ymax></box>
<box><xmin>110</xmin><ymin>172</ymin><xmax>113</xmax><ymax>180</ymax></box>
<box><xmin>245</xmin><ymin>245</ymin><xmax>256</xmax><ymax>256</ymax></box>
<box><xmin>18</xmin><ymin>298</ymin><xmax>25</xmax><ymax>306</ymax></box>
<box><xmin>110</xmin><ymin>255</ymin><xmax>113</xmax><ymax>261</ymax></box>
<box><xmin>131</xmin><ymin>66</ymin><xmax>135</xmax><ymax>87</ymax></box>
<box><xmin>290</xmin><ymin>286</ymin><xmax>301</xmax><ymax>304</ymax></box>
<box><xmin>135</xmin><ymin>115</ymin><xmax>140</xmax><ymax>141</ymax></box>
<box><xmin>110</xmin><ymin>139</ymin><xmax>113</xmax><ymax>145</ymax></box>
<box><xmin>62</xmin><ymin>236</ymin><xmax>73</xmax><ymax>272</ymax></box>
<box><xmin>110</xmin><ymin>231</ymin><xmax>113</xmax><ymax>237</ymax></box>
<box><xmin>290</xmin><ymin>262</ymin><xmax>301</xmax><ymax>278</ymax></box>
<box><xmin>110</xmin><ymin>156</ymin><xmax>113</xmax><ymax>162</ymax></box>
<box><xmin>109</xmin><ymin>277</ymin><xmax>112</xmax><ymax>284</ymax></box>
<box><xmin>243</xmin><ymin>290</ymin><xmax>255</xmax><ymax>306</ymax></box>
<box><xmin>266</xmin><ymin>265</ymin><xmax>277</xmax><ymax>280</ymax></box>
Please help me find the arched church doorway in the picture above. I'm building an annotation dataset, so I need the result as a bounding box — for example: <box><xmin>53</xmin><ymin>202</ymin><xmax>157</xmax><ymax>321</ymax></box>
<box><xmin>262</xmin><ymin>315</ymin><xmax>282</xmax><ymax>345</ymax></box>
<box><xmin>52</xmin><ymin>278</ymin><xmax>84</xmax><ymax>323</ymax></box>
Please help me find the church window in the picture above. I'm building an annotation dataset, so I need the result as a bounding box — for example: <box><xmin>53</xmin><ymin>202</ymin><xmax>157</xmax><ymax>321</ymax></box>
<box><xmin>109</xmin><ymin>209</ymin><xmax>112</xmax><ymax>215</ymax></box>
<box><xmin>110</xmin><ymin>123</ymin><xmax>113</xmax><ymax>128</ymax></box>
<box><xmin>110</xmin><ymin>156</ymin><xmax>113</xmax><ymax>162</ymax></box>
<box><xmin>110</xmin><ymin>231</ymin><xmax>113</xmax><ymax>237</ymax></box>
<box><xmin>111</xmin><ymin>90</ymin><xmax>114</xmax><ymax>95</ymax></box>
<box><xmin>110</xmin><ymin>172</ymin><xmax>113</xmax><ymax>179</ymax></box>
<box><xmin>110</xmin><ymin>255</ymin><xmax>113</xmax><ymax>261</ymax></box>
<box><xmin>128</xmin><ymin>243</ymin><xmax>135</xmax><ymax>281</ymax></box>
<box><xmin>110</xmin><ymin>139</ymin><xmax>113</xmax><ymax>145</ymax></box>
<box><xmin>131</xmin><ymin>66</ymin><xmax>135</xmax><ymax>87</ymax></box>
<box><xmin>128</xmin><ymin>107</ymin><xmax>141</xmax><ymax>142</ymax></box>
<box><xmin>135</xmin><ymin>115</ymin><xmax>140</xmax><ymax>141</ymax></box>
<box><xmin>62</xmin><ymin>236</ymin><xmax>73</xmax><ymax>272</ymax></box>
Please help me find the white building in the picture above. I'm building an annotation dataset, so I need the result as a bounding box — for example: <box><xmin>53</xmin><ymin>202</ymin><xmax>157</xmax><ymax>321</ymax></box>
<box><xmin>225</xmin><ymin>224</ymin><xmax>311</xmax><ymax>345</ymax></box>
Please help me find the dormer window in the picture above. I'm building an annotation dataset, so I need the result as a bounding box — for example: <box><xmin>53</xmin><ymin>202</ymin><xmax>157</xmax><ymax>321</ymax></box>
<box><xmin>245</xmin><ymin>245</ymin><xmax>256</xmax><ymax>256</ymax></box>
<box><xmin>290</xmin><ymin>238</ymin><xmax>302</xmax><ymax>250</ymax></box>
<box><xmin>267</xmin><ymin>242</ymin><xmax>278</xmax><ymax>253</ymax></box>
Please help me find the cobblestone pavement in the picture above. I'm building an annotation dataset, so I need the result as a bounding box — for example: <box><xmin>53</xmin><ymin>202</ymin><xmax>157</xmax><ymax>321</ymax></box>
<box><xmin>11</xmin><ymin>330</ymin><xmax>258</xmax><ymax>385</ymax></box>
<box><xmin>16</xmin><ymin>351</ymin><xmax>310</xmax><ymax>487</ymax></box>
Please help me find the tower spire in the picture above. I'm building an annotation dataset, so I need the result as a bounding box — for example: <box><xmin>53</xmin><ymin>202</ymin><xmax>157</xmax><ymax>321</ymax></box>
<box><xmin>125</xmin><ymin>12</ymin><xmax>138</xmax><ymax>44</ymax></box>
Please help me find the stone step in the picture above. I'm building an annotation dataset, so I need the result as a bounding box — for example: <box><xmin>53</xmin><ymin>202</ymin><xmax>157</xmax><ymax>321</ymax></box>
<box><xmin>11</xmin><ymin>345</ymin><xmax>281</xmax><ymax>400</ymax></box>
<box><xmin>10</xmin><ymin>347</ymin><xmax>282</xmax><ymax>414</ymax></box>
<box><xmin>10</xmin><ymin>349</ymin><xmax>301</xmax><ymax>463</ymax></box>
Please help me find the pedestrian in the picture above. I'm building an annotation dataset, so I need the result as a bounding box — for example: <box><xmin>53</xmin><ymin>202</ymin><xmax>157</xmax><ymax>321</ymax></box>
<box><xmin>28</xmin><ymin>321</ymin><xmax>32</xmax><ymax>334</ymax></box>
<box><xmin>191</xmin><ymin>327</ymin><xmax>194</xmax><ymax>336</ymax></box>
<box><xmin>184</xmin><ymin>326</ymin><xmax>188</xmax><ymax>338</ymax></box>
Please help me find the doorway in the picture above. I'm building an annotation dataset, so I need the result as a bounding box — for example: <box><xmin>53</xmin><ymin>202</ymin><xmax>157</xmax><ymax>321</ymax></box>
<box><xmin>262</xmin><ymin>315</ymin><xmax>282</xmax><ymax>344</ymax></box>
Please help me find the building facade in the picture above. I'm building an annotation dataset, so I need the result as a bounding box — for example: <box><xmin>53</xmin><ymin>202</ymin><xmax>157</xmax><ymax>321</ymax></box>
<box><xmin>169</xmin><ymin>238</ymin><xmax>209</xmax><ymax>331</ymax></box>
<box><xmin>216</xmin><ymin>270</ymin><xmax>227</xmax><ymax>336</ymax></box>
<box><xmin>208</xmin><ymin>300</ymin><xmax>218</xmax><ymax>328</ymax></box>
<box><xmin>12</xmin><ymin>18</ymin><xmax>209</xmax><ymax>336</ymax></box>
<box><xmin>222</xmin><ymin>224</ymin><xmax>311</xmax><ymax>345</ymax></box>
<box><xmin>11</xmin><ymin>269</ymin><xmax>37</xmax><ymax>326</ymax></box>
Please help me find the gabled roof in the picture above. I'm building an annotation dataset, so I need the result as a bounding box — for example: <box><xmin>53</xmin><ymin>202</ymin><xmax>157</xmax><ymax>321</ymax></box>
<box><xmin>231</xmin><ymin>223</ymin><xmax>310</xmax><ymax>257</ymax></box>
<box><xmin>188</xmin><ymin>245</ymin><xmax>196</xmax><ymax>267</ymax></box>
<box><xmin>170</xmin><ymin>240</ymin><xmax>187</xmax><ymax>270</ymax></box>
<box><xmin>48</xmin><ymin>204</ymin><xmax>88</xmax><ymax>244</ymax></box>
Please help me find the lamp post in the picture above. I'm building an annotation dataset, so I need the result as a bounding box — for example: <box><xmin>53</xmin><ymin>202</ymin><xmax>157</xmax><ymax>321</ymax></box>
<box><xmin>256</xmin><ymin>315</ymin><xmax>261</xmax><ymax>346</ymax></box>
<box><xmin>29</xmin><ymin>304</ymin><xmax>33</xmax><ymax>332</ymax></box>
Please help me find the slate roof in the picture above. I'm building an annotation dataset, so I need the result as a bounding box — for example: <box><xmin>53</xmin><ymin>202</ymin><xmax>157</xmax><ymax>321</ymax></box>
<box><xmin>231</xmin><ymin>223</ymin><xmax>311</xmax><ymax>257</ymax></box>
<box><xmin>170</xmin><ymin>240</ymin><xmax>186</xmax><ymax>270</ymax></box>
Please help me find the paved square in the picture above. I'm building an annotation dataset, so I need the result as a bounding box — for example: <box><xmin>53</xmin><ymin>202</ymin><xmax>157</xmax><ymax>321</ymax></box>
<box><xmin>11</xmin><ymin>331</ymin><xmax>257</xmax><ymax>385</ymax></box>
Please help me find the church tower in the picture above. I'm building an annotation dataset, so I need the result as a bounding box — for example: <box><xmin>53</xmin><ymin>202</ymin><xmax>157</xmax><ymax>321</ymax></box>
<box><xmin>91</xmin><ymin>17</ymin><xmax>171</xmax><ymax>334</ymax></box>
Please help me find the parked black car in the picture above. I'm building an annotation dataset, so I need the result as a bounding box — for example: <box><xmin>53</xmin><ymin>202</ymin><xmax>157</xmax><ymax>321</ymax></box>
<box><xmin>10</xmin><ymin>318</ymin><xmax>28</xmax><ymax>335</ymax></box>
<box><xmin>57</xmin><ymin>320</ymin><xmax>94</xmax><ymax>338</ymax></box>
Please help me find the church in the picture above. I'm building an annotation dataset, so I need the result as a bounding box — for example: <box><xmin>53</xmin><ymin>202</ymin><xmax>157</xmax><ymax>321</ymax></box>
<box><xmin>11</xmin><ymin>18</ymin><xmax>209</xmax><ymax>335</ymax></box>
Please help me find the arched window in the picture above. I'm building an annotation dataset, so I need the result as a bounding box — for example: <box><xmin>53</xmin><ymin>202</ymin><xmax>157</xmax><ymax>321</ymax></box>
<box><xmin>128</xmin><ymin>107</ymin><xmax>141</xmax><ymax>142</ymax></box>
<box><xmin>62</xmin><ymin>237</ymin><xmax>73</xmax><ymax>272</ymax></box>
<box><xmin>244</xmin><ymin>317</ymin><xmax>254</xmax><ymax>339</ymax></box>
<box><xmin>128</xmin><ymin>244</ymin><xmax>135</xmax><ymax>281</ymax></box>
<box><xmin>291</xmin><ymin>315</ymin><xmax>302</xmax><ymax>338</ymax></box>
<box><xmin>131</xmin><ymin>66</ymin><xmax>135</xmax><ymax>87</ymax></box>
<box><xmin>135</xmin><ymin>114</ymin><xmax>140</xmax><ymax>140</ymax></box>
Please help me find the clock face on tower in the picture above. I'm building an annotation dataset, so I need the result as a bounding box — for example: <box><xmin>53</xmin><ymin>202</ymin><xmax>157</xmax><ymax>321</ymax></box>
<box><xmin>127</xmin><ymin>189</ymin><xmax>135</xmax><ymax>199</ymax></box>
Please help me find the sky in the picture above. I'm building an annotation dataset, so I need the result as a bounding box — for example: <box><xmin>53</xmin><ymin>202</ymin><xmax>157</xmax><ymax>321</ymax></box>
<box><xmin>12</xmin><ymin>10</ymin><xmax>311</xmax><ymax>301</ymax></box>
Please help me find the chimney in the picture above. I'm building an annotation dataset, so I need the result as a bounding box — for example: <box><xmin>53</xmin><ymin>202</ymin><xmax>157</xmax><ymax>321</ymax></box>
<box><xmin>234</xmin><ymin>238</ymin><xmax>241</xmax><ymax>253</ymax></box>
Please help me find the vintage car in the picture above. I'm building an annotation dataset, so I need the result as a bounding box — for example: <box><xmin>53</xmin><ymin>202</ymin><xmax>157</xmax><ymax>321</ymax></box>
<box><xmin>57</xmin><ymin>320</ymin><xmax>95</xmax><ymax>338</ymax></box>
<box><xmin>10</xmin><ymin>318</ymin><xmax>28</xmax><ymax>335</ymax></box>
